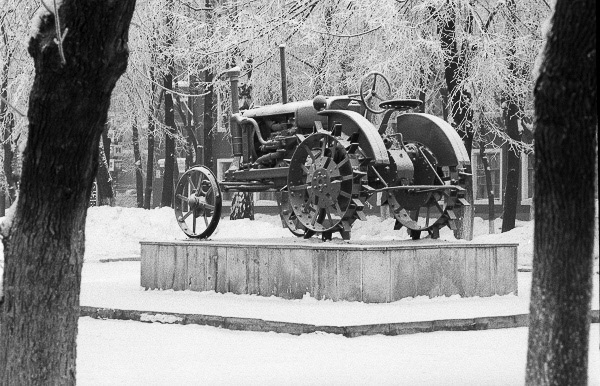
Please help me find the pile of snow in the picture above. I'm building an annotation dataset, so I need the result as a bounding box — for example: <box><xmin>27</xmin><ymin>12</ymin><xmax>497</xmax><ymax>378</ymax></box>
<box><xmin>1</xmin><ymin>206</ymin><xmax>597</xmax><ymax>267</ymax></box>
<box><xmin>82</xmin><ymin>207</ymin><xmax>538</xmax><ymax>263</ymax></box>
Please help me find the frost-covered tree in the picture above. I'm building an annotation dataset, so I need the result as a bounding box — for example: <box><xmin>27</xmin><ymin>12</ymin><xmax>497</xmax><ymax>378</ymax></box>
<box><xmin>0</xmin><ymin>2</ymin><xmax>33</xmax><ymax>211</ymax></box>
<box><xmin>0</xmin><ymin>1</ymin><xmax>135</xmax><ymax>383</ymax></box>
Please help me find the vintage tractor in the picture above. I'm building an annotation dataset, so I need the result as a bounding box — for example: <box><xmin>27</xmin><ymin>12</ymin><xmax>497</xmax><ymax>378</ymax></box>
<box><xmin>174</xmin><ymin>48</ymin><xmax>470</xmax><ymax>241</ymax></box>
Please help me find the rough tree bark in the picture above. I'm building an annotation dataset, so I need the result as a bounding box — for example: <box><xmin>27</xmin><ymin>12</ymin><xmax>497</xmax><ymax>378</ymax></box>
<box><xmin>0</xmin><ymin>1</ymin><xmax>135</xmax><ymax>383</ymax></box>
<box><xmin>525</xmin><ymin>0</ymin><xmax>597</xmax><ymax>383</ymax></box>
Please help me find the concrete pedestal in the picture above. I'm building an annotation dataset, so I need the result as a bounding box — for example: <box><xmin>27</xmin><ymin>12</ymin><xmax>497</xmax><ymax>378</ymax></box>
<box><xmin>140</xmin><ymin>239</ymin><xmax>518</xmax><ymax>303</ymax></box>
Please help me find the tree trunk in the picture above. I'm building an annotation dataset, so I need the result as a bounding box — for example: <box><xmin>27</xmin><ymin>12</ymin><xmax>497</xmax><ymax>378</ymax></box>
<box><xmin>479</xmin><ymin>141</ymin><xmax>495</xmax><ymax>234</ymax></box>
<box><xmin>161</xmin><ymin>73</ymin><xmax>176</xmax><ymax>207</ymax></box>
<box><xmin>144</xmin><ymin>67</ymin><xmax>157</xmax><ymax>210</ymax></box>
<box><xmin>203</xmin><ymin>69</ymin><xmax>215</xmax><ymax>172</ymax></box>
<box><xmin>96</xmin><ymin>140</ymin><xmax>115</xmax><ymax>206</ymax></box>
<box><xmin>501</xmin><ymin>0</ymin><xmax>522</xmax><ymax>233</ymax></box>
<box><xmin>0</xmin><ymin>191</ymin><xmax>5</xmax><ymax>216</ymax></box>
<box><xmin>160</xmin><ymin>0</ymin><xmax>176</xmax><ymax>208</ymax></box>
<box><xmin>525</xmin><ymin>0</ymin><xmax>596</xmax><ymax>383</ymax></box>
<box><xmin>0</xmin><ymin>1</ymin><xmax>135</xmax><ymax>383</ymax></box>
<box><xmin>190</xmin><ymin>74</ymin><xmax>202</xmax><ymax>166</ymax></box>
<box><xmin>101</xmin><ymin>124</ymin><xmax>111</xmax><ymax>162</ymax></box>
<box><xmin>173</xmin><ymin>93</ymin><xmax>198</xmax><ymax>171</ymax></box>
<box><xmin>501</xmin><ymin>106</ymin><xmax>521</xmax><ymax>232</ymax></box>
<box><xmin>432</xmin><ymin>5</ymin><xmax>475</xmax><ymax>240</ymax></box>
<box><xmin>132</xmin><ymin>121</ymin><xmax>144</xmax><ymax>208</ymax></box>
<box><xmin>144</xmin><ymin>122</ymin><xmax>155</xmax><ymax>209</ymax></box>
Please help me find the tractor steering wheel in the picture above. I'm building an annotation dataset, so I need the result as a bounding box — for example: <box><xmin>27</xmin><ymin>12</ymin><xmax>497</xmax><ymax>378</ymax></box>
<box><xmin>360</xmin><ymin>71</ymin><xmax>392</xmax><ymax>114</ymax></box>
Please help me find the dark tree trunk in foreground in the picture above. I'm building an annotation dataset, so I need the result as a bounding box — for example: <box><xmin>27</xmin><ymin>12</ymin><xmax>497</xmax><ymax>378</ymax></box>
<box><xmin>0</xmin><ymin>1</ymin><xmax>135</xmax><ymax>384</ymax></box>
<box><xmin>525</xmin><ymin>0</ymin><xmax>597</xmax><ymax>384</ymax></box>
<box><xmin>132</xmin><ymin>122</ymin><xmax>144</xmax><ymax>208</ymax></box>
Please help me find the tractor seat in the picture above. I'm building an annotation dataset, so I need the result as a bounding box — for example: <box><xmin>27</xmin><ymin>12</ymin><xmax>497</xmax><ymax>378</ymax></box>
<box><xmin>379</xmin><ymin>99</ymin><xmax>423</xmax><ymax>111</ymax></box>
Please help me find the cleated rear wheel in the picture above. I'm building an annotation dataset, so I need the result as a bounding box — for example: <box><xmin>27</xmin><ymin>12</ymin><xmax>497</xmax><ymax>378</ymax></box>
<box><xmin>287</xmin><ymin>133</ymin><xmax>366</xmax><ymax>240</ymax></box>
<box><xmin>386</xmin><ymin>142</ymin><xmax>463</xmax><ymax>239</ymax></box>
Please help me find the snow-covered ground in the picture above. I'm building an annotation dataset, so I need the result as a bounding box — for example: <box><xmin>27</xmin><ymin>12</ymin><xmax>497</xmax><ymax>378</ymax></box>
<box><xmin>77</xmin><ymin>319</ymin><xmax>599</xmax><ymax>385</ymax></box>
<box><xmin>1</xmin><ymin>206</ymin><xmax>599</xmax><ymax>384</ymax></box>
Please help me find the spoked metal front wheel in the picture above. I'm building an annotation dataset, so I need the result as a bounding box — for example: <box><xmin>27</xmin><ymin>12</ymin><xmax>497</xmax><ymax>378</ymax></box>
<box><xmin>174</xmin><ymin>166</ymin><xmax>222</xmax><ymax>239</ymax></box>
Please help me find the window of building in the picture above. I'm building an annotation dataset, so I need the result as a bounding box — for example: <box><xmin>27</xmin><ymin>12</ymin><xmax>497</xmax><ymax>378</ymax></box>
<box><xmin>471</xmin><ymin>149</ymin><xmax>502</xmax><ymax>204</ymax></box>
<box><xmin>521</xmin><ymin>152</ymin><xmax>534</xmax><ymax>204</ymax></box>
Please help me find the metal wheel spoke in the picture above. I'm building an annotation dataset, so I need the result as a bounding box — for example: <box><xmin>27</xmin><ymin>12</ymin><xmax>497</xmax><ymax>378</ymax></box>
<box><xmin>204</xmin><ymin>203</ymin><xmax>215</xmax><ymax>211</ymax></box>
<box><xmin>331</xmin><ymin>174</ymin><xmax>353</xmax><ymax>182</ymax></box>
<box><xmin>203</xmin><ymin>213</ymin><xmax>209</xmax><ymax>227</ymax></box>
<box><xmin>328</xmin><ymin>144</ymin><xmax>337</xmax><ymax>161</ymax></box>
<box><xmin>181</xmin><ymin>210</ymin><xmax>194</xmax><ymax>221</ymax></box>
<box><xmin>310</xmin><ymin>213</ymin><xmax>318</xmax><ymax>226</ymax></box>
<box><xmin>325</xmin><ymin>208</ymin><xmax>334</xmax><ymax>224</ymax></box>
<box><xmin>302</xmin><ymin>145</ymin><xmax>316</xmax><ymax>161</ymax></box>
<box><xmin>188</xmin><ymin>175</ymin><xmax>198</xmax><ymax>192</ymax></box>
<box><xmin>176</xmin><ymin>194</ymin><xmax>189</xmax><ymax>203</ymax></box>
<box><xmin>430</xmin><ymin>197</ymin><xmax>445</xmax><ymax>214</ymax></box>
<box><xmin>197</xmin><ymin>173</ymin><xmax>205</xmax><ymax>191</ymax></box>
<box><xmin>289</xmin><ymin>184</ymin><xmax>309</xmax><ymax>191</ymax></box>
<box><xmin>320</xmin><ymin>137</ymin><xmax>328</xmax><ymax>156</ymax></box>
<box><xmin>332</xmin><ymin>203</ymin><xmax>343</xmax><ymax>217</ymax></box>
<box><xmin>192</xmin><ymin>212</ymin><xmax>197</xmax><ymax>233</ymax></box>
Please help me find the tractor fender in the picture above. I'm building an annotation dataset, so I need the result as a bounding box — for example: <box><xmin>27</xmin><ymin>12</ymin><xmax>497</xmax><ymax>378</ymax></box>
<box><xmin>317</xmin><ymin>110</ymin><xmax>389</xmax><ymax>165</ymax></box>
<box><xmin>396</xmin><ymin>113</ymin><xmax>470</xmax><ymax>166</ymax></box>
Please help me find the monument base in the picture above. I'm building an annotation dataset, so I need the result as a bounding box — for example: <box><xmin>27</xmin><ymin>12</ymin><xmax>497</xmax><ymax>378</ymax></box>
<box><xmin>140</xmin><ymin>239</ymin><xmax>518</xmax><ymax>303</ymax></box>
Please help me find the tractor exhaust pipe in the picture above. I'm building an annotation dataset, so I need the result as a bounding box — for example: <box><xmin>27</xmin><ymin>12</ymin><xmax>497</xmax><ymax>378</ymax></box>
<box><xmin>227</xmin><ymin>67</ymin><xmax>243</xmax><ymax>159</ymax></box>
<box><xmin>279</xmin><ymin>44</ymin><xmax>288</xmax><ymax>104</ymax></box>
